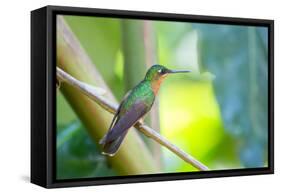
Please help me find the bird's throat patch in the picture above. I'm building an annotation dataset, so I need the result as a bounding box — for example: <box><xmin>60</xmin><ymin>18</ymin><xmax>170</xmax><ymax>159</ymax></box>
<box><xmin>151</xmin><ymin>75</ymin><xmax>167</xmax><ymax>95</ymax></box>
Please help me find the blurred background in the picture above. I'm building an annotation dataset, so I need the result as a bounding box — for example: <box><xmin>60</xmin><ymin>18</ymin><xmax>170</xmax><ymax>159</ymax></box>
<box><xmin>56</xmin><ymin>15</ymin><xmax>268</xmax><ymax>179</ymax></box>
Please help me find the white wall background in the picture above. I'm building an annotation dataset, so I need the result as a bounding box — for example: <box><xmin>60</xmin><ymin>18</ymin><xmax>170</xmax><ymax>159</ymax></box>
<box><xmin>0</xmin><ymin>0</ymin><xmax>279</xmax><ymax>193</ymax></box>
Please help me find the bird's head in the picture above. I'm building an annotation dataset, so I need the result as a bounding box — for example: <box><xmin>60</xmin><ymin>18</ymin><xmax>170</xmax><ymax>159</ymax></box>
<box><xmin>144</xmin><ymin>64</ymin><xmax>190</xmax><ymax>94</ymax></box>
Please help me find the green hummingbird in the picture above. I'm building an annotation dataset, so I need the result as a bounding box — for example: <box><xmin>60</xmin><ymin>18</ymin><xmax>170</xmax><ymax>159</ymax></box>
<box><xmin>99</xmin><ymin>64</ymin><xmax>190</xmax><ymax>156</ymax></box>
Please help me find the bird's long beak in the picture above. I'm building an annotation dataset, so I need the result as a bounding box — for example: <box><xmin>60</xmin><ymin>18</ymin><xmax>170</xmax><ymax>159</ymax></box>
<box><xmin>167</xmin><ymin>69</ymin><xmax>191</xmax><ymax>74</ymax></box>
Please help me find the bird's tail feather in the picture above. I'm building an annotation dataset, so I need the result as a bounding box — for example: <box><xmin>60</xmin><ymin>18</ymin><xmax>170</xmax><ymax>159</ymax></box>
<box><xmin>100</xmin><ymin>132</ymin><xmax>127</xmax><ymax>156</ymax></box>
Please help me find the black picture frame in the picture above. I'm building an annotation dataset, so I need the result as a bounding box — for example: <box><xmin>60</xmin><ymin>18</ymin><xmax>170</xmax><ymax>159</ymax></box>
<box><xmin>31</xmin><ymin>5</ymin><xmax>274</xmax><ymax>188</ymax></box>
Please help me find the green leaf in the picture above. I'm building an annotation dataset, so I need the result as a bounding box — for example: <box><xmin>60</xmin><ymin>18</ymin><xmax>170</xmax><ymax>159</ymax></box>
<box><xmin>57</xmin><ymin>121</ymin><xmax>80</xmax><ymax>149</ymax></box>
<box><xmin>56</xmin><ymin>123</ymin><xmax>117</xmax><ymax>179</ymax></box>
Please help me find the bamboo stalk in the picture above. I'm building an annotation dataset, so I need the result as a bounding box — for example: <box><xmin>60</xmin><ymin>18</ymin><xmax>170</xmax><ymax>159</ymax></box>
<box><xmin>143</xmin><ymin>20</ymin><xmax>162</xmax><ymax>167</ymax></box>
<box><xmin>57</xmin><ymin>67</ymin><xmax>209</xmax><ymax>171</ymax></box>
<box><xmin>121</xmin><ymin>20</ymin><xmax>146</xmax><ymax>90</ymax></box>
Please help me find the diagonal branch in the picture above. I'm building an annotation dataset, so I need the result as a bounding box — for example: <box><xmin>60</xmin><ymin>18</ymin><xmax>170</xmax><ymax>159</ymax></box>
<box><xmin>57</xmin><ymin>67</ymin><xmax>209</xmax><ymax>171</ymax></box>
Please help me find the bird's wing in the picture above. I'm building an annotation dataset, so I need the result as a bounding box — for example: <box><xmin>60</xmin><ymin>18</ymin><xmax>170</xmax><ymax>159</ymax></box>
<box><xmin>99</xmin><ymin>89</ymin><xmax>131</xmax><ymax>145</ymax></box>
<box><xmin>100</xmin><ymin>100</ymin><xmax>149</xmax><ymax>156</ymax></box>
<box><xmin>101</xmin><ymin>100</ymin><xmax>149</xmax><ymax>144</ymax></box>
<box><xmin>107</xmin><ymin>89</ymin><xmax>131</xmax><ymax>132</ymax></box>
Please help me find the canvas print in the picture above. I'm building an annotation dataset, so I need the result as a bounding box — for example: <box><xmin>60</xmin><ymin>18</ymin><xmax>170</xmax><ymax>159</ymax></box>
<box><xmin>56</xmin><ymin>14</ymin><xmax>269</xmax><ymax>180</ymax></box>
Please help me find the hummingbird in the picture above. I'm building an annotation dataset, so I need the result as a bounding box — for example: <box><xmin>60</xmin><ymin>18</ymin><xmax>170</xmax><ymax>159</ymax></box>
<box><xmin>99</xmin><ymin>64</ymin><xmax>190</xmax><ymax>156</ymax></box>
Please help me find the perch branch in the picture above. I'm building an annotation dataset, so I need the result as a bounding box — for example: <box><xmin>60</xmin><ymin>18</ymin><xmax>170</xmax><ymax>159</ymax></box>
<box><xmin>57</xmin><ymin>67</ymin><xmax>209</xmax><ymax>171</ymax></box>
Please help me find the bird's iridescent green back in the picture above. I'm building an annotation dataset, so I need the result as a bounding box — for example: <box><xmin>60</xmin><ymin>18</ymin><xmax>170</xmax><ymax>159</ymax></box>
<box><xmin>120</xmin><ymin>80</ymin><xmax>155</xmax><ymax>115</ymax></box>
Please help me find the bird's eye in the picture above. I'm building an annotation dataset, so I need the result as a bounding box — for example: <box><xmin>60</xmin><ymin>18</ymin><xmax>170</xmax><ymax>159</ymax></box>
<box><xmin>158</xmin><ymin>69</ymin><xmax>162</xmax><ymax>74</ymax></box>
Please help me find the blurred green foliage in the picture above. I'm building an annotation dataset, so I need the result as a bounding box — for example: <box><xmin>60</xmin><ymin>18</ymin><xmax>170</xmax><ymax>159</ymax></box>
<box><xmin>57</xmin><ymin>121</ymin><xmax>117</xmax><ymax>179</ymax></box>
<box><xmin>193</xmin><ymin>24</ymin><xmax>268</xmax><ymax>167</ymax></box>
<box><xmin>57</xmin><ymin>15</ymin><xmax>268</xmax><ymax>179</ymax></box>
